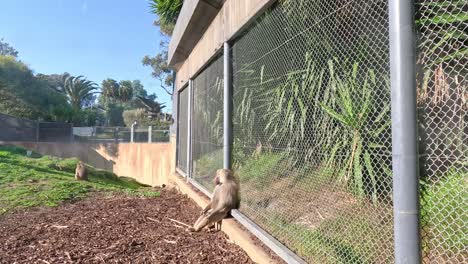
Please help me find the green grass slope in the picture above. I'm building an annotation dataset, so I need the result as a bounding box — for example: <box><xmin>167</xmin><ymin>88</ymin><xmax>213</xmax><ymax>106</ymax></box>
<box><xmin>0</xmin><ymin>145</ymin><xmax>159</xmax><ymax>214</ymax></box>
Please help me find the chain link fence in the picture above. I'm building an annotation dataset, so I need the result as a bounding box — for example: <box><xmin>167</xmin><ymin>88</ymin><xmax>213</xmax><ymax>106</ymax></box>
<box><xmin>191</xmin><ymin>55</ymin><xmax>224</xmax><ymax>190</ymax></box>
<box><xmin>175</xmin><ymin>0</ymin><xmax>467</xmax><ymax>263</ymax></box>
<box><xmin>231</xmin><ymin>1</ymin><xmax>393</xmax><ymax>263</ymax></box>
<box><xmin>416</xmin><ymin>1</ymin><xmax>467</xmax><ymax>263</ymax></box>
<box><xmin>177</xmin><ymin>87</ymin><xmax>189</xmax><ymax>174</ymax></box>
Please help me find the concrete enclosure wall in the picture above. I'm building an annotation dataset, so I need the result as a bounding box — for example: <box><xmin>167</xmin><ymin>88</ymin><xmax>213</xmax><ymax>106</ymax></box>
<box><xmin>172</xmin><ymin>0</ymin><xmax>276</xmax><ymax>89</ymax></box>
<box><xmin>10</xmin><ymin>142</ymin><xmax>172</xmax><ymax>187</ymax></box>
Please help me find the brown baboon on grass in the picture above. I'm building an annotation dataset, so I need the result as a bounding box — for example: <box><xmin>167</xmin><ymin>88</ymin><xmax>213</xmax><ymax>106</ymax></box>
<box><xmin>188</xmin><ymin>169</ymin><xmax>239</xmax><ymax>232</ymax></box>
<box><xmin>75</xmin><ymin>161</ymin><xmax>88</xmax><ymax>181</ymax></box>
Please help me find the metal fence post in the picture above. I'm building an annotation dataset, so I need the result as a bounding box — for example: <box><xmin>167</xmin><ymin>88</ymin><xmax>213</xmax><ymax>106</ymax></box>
<box><xmin>36</xmin><ymin>121</ymin><xmax>40</xmax><ymax>142</ymax></box>
<box><xmin>70</xmin><ymin>124</ymin><xmax>74</xmax><ymax>142</ymax></box>
<box><xmin>171</xmin><ymin>70</ymin><xmax>177</xmax><ymax>136</ymax></box>
<box><xmin>175</xmin><ymin>91</ymin><xmax>180</xmax><ymax>172</ymax></box>
<box><xmin>148</xmin><ymin>126</ymin><xmax>152</xmax><ymax>143</ymax></box>
<box><xmin>187</xmin><ymin>79</ymin><xmax>193</xmax><ymax>181</ymax></box>
<box><xmin>223</xmin><ymin>42</ymin><xmax>232</xmax><ymax>169</ymax></box>
<box><xmin>114</xmin><ymin>127</ymin><xmax>119</xmax><ymax>143</ymax></box>
<box><xmin>388</xmin><ymin>0</ymin><xmax>421</xmax><ymax>263</ymax></box>
<box><xmin>130</xmin><ymin>125</ymin><xmax>134</xmax><ymax>143</ymax></box>
<box><xmin>93</xmin><ymin>127</ymin><xmax>97</xmax><ymax>143</ymax></box>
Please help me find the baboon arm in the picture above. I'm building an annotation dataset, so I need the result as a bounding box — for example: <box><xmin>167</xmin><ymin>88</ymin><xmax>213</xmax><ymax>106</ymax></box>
<box><xmin>210</xmin><ymin>205</ymin><xmax>229</xmax><ymax>215</ymax></box>
<box><xmin>202</xmin><ymin>203</ymin><xmax>211</xmax><ymax>214</ymax></box>
<box><xmin>192</xmin><ymin>214</ymin><xmax>205</xmax><ymax>229</ymax></box>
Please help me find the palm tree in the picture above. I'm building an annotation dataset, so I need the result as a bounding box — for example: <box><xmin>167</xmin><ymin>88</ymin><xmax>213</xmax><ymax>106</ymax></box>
<box><xmin>63</xmin><ymin>75</ymin><xmax>98</xmax><ymax>109</ymax></box>
<box><xmin>101</xmin><ymin>78</ymin><xmax>119</xmax><ymax>99</ymax></box>
<box><xmin>118</xmin><ymin>80</ymin><xmax>134</xmax><ymax>102</ymax></box>
<box><xmin>149</xmin><ymin>0</ymin><xmax>183</xmax><ymax>25</ymax></box>
<box><xmin>149</xmin><ymin>0</ymin><xmax>183</xmax><ymax>35</ymax></box>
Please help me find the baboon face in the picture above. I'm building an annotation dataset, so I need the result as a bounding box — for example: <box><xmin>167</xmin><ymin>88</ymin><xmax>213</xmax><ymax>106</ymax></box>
<box><xmin>78</xmin><ymin>162</ymin><xmax>86</xmax><ymax>171</ymax></box>
<box><xmin>213</xmin><ymin>174</ymin><xmax>220</xmax><ymax>185</ymax></box>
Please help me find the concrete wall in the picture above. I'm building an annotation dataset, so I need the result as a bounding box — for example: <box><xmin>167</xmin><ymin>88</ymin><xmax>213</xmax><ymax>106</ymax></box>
<box><xmin>168</xmin><ymin>0</ymin><xmax>223</xmax><ymax>67</ymax></box>
<box><xmin>11</xmin><ymin>142</ymin><xmax>172</xmax><ymax>187</ymax></box>
<box><xmin>173</xmin><ymin>0</ymin><xmax>276</xmax><ymax>90</ymax></box>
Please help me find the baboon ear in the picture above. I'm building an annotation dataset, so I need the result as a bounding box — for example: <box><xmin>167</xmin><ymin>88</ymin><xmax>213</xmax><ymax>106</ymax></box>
<box><xmin>223</xmin><ymin>169</ymin><xmax>233</xmax><ymax>177</ymax></box>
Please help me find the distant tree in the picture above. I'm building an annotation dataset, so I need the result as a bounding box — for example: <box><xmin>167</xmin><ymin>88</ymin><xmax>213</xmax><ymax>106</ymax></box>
<box><xmin>142</xmin><ymin>40</ymin><xmax>173</xmax><ymax>96</ymax></box>
<box><xmin>0</xmin><ymin>85</ymin><xmax>42</xmax><ymax>119</ymax></box>
<box><xmin>101</xmin><ymin>79</ymin><xmax>137</xmax><ymax>103</ymax></box>
<box><xmin>147</xmin><ymin>93</ymin><xmax>157</xmax><ymax>101</ymax></box>
<box><xmin>122</xmin><ymin>107</ymin><xmax>167</xmax><ymax>127</ymax></box>
<box><xmin>0</xmin><ymin>54</ymin><xmax>102</xmax><ymax>124</ymax></box>
<box><xmin>36</xmin><ymin>72</ymin><xmax>70</xmax><ymax>92</ymax></box>
<box><xmin>0</xmin><ymin>38</ymin><xmax>19</xmax><ymax>58</ymax></box>
<box><xmin>122</xmin><ymin>108</ymin><xmax>148</xmax><ymax>127</ymax></box>
<box><xmin>106</xmin><ymin>103</ymin><xmax>125</xmax><ymax>126</ymax></box>
<box><xmin>131</xmin><ymin>80</ymin><xmax>147</xmax><ymax>97</ymax></box>
<box><xmin>81</xmin><ymin>94</ymin><xmax>98</xmax><ymax>109</ymax></box>
<box><xmin>35</xmin><ymin>72</ymin><xmax>99</xmax><ymax>123</ymax></box>
<box><xmin>97</xmin><ymin>78</ymin><xmax>166</xmax><ymax>126</ymax></box>
<box><xmin>71</xmin><ymin>108</ymin><xmax>103</xmax><ymax>126</ymax></box>
<box><xmin>143</xmin><ymin>0</ymin><xmax>183</xmax><ymax>97</ymax></box>
<box><xmin>101</xmin><ymin>78</ymin><xmax>120</xmax><ymax>101</ymax></box>
<box><xmin>0</xmin><ymin>55</ymin><xmax>69</xmax><ymax>120</ymax></box>
<box><xmin>118</xmin><ymin>80</ymin><xmax>134</xmax><ymax>102</ymax></box>
<box><xmin>63</xmin><ymin>75</ymin><xmax>99</xmax><ymax>109</ymax></box>
<box><xmin>50</xmin><ymin>105</ymin><xmax>103</xmax><ymax>126</ymax></box>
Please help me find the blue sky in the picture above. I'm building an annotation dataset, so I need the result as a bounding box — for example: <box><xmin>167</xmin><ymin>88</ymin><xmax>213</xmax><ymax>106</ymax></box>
<box><xmin>0</xmin><ymin>0</ymin><xmax>172</xmax><ymax>112</ymax></box>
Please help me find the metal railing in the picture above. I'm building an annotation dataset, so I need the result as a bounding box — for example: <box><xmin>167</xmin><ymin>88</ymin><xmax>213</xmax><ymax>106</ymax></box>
<box><xmin>73</xmin><ymin>126</ymin><xmax>169</xmax><ymax>143</ymax></box>
<box><xmin>0</xmin><ymin>113</ymin><xmax>169</xmax><ymax>144</ymax></box>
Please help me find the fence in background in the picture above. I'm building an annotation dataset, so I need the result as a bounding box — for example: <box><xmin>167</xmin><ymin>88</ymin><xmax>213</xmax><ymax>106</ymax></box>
<box><xmin>0</xmin><ymin>113</ymin><xmax>169</xmax><ymax>143</ymax></box>
<box><xmin>73</xmin><ymin>126</ymin><xmax>169</xmax><ymax>143</ymax></box>
<box><xmin>176</xmin><ymin>0</ymin><xmax>467</xmax><ymax>263</ymax></box>
<box><xmin>0</xmin><ymin>113</ymin><xmax>72</xmax><ymax>142</ymax></box>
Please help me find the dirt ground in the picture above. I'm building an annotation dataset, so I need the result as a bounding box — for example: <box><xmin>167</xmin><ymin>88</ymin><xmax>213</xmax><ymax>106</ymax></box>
<box><xmin>0</xmin><ymin>189</ymin><xmax>256</xmax><ymax>264</ymax></box>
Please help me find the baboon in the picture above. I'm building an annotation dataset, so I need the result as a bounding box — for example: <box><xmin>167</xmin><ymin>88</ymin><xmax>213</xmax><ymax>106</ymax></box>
<box><xmin>75</xmin><ymin>161</ymin><xmax>88</xmax><ymax>181</ymax></box>
<box><xmin>188</xmin><ymin>169</ymin><xmax>239</xmax><ymax>232</ymax></box>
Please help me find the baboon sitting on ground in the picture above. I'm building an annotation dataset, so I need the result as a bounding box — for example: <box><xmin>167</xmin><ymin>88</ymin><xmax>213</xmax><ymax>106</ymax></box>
<box><xmin>75</xmin><ymin>161</ymin><xmax>88</xmax><ymax>181</ymax></box>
